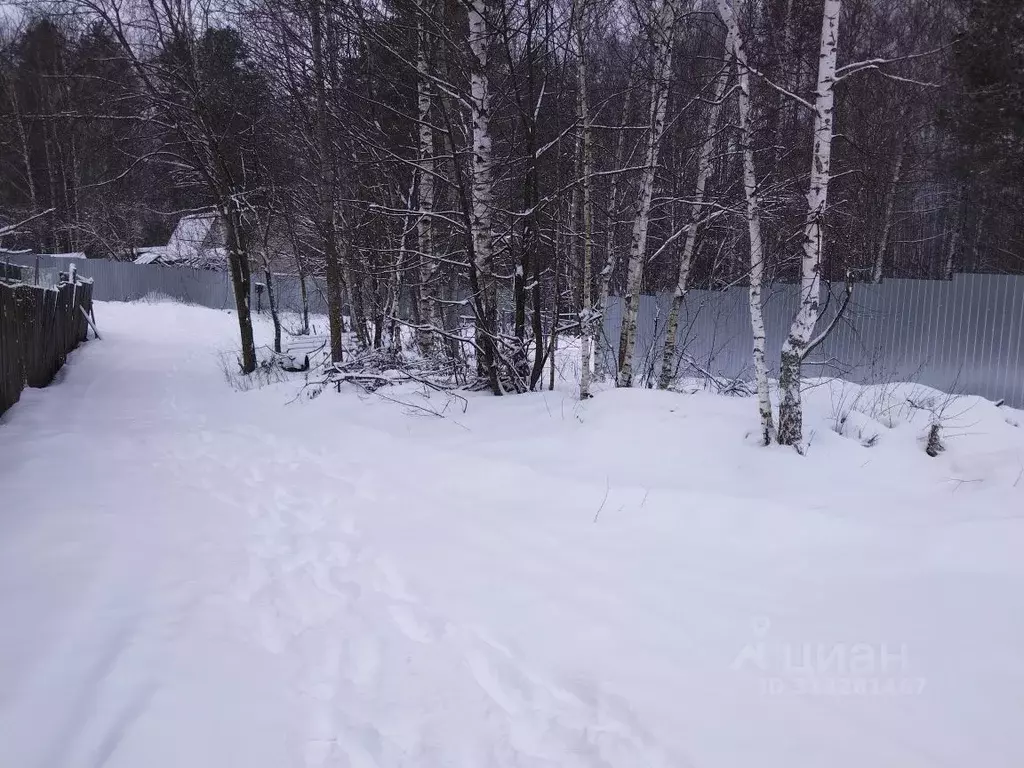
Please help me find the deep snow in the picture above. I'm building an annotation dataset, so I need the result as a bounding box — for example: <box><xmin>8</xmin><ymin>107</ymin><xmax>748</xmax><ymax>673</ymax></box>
<box><xmin>1</xmin><ymin>300</ymin><xmax>1023</xmax><ymax>768</ymax></box>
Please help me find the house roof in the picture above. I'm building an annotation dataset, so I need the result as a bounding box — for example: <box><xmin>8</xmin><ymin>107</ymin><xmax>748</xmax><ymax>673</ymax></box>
<box><xmin>134</xmin><ymin>251</ymin><xmax>164</xmax><ymax>265</ymax></box>
<box><xmin>133</xmin><ymin>214</ymin><xmax>224</xmax><ymax>267</ymax></box>
<box><xmin>166</xmin><ymin>214</ymin><xmax>218</xmax><ymax>262</ymax></box>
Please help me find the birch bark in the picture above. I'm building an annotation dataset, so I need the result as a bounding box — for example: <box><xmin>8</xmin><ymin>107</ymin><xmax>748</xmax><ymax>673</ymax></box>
<box><xmin>717</xmin><ymin>0</ymin><xmax>774</xmax><ymax>443</ymax></box>
<box><xmin>416</xmin><ymin>1</ymin><xmax>437</xmax><ymax>355</ymax></box>
<box><xmin>575</xmin><ymin>0</ymin><xmax>595</xmax><ymax>399</ymax></box>
<box><xmin>468</xmin><ymin>0</ymin><xmax>501</xmax><ymax>393</ymax></box>
<box><xmin>777</xmin><ymin>0</ymin><xmax>843</xmax><ymax>446</ymax></box>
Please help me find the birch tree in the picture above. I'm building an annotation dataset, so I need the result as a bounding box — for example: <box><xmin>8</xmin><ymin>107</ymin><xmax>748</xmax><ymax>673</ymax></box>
<box><xmin>616</xmin><ymin>0</ymin><xmax>680</xmax><ymax>388</ymax></box>
<box><xmin>575</xmin><ymin>0</ymin><xmax>595</xmax><ymax>399</ymax></box>
<box><xmin>594</xmin><ymin>59</ymin><xmax>637</xmax><ymax>380</ymax></box>
<box><xmin>776</xmin><ymin>0</ymin><xmax>842</xmax><ymax>447</ymax></box>
<box><xmin>415</xmin><ymin>0</ymin><xmax>437</xmax><ymax>356</ymax></box>
<box><xmin>12</xmin><ymin>0</ymin><xmax>1013</xmax><ymax>402</ymax></box>
<box><xmin>467</xmin><ymin>0</ymin><xmax>502</xmax><ymax>393</ymax></box>
<box><xmin>716</xmin><ymin>0</ymin><xmax>773</xmax><ymax>443</ymax></box>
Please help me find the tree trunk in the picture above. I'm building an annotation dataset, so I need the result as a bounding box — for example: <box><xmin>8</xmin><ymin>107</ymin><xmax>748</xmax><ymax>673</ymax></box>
<box><xmin>777</xmin><ymin>0</ymin><xmax>842</xmax><ymax>447</ymax></box>
<box><xmin>345</xmin><ymin>261</ymin><xmax>370</xmax><ymax>349</ymax></box>
<box><xmin>312</xmin><ymin>0</ymin><xmax>345</xmax><ymax>363</ymax></box>
<box><xmin>548</xmin><ymin>225</ymin><xmax>561</xmax><ymax>391</ymax></box>
<box><xmin>523</xmin><ymin>120</ymin><xmax>542</xmax><ymax>390</ymax></box>
<box><xmin>285</xmin><ymin>214</ymin><xmax>311</xmax><ymax>335</ymax></box>
<box><xmin>616</xmin><ymin>0</ymin><xmax>679</xmax><ymax>388</ymax></box>
<box><xmin>265</xmin><ymin>266</ymin><xmax>282</xmax><ymax>354</ymax></box>
<box><xmin>718</xmin><ymin>0</ymin><xmax>774</xmax><ymax>443</ymax></box>
<box><xmin>527</xmin><ymin>179</ymin><xmax>544</xmax><ymax>390</ymax></box>
<box><xmin>506</xmin><ymin>0</ymin><xmax>542</xmax><ymax>391</ymax></box>
<box><xmin>373</xmin><ymin>307</ymin><xmax>384</xmax><ymax>348</ymax></box>
<box><xmin>221</xmin><ymin>200</ymin><xmax>257</xmax><ymax>374</ymax></box>
<box><xmin>416</xmin><ymin>2</ymin><xmax>437</xmax><ymax>356</ymax></box>
<box><xmin>576</xmin><ymin>3</ymin><xmax>595</xmax><ymax>400</ymax></box>
<box><xmin>658</xmin><ymin>51</ymin><xmax>730</xmax><ymax>389</ymax></box>
<box><xmin>390</xmin><ymin>182</ymin><xmax>415</xmax><ymax>355</ymax></box>
<box><xmin>468</xmin><ymin>0</ymin><xmax>502</xmax><ymax>394</ymax></box>
<box><xmin>943</xmin><ymin>185</ymin><xmax>963</xmax><ymax>280</ymax></box>
<box><xmin>872</xmin><ymin>140</ymin><xmax>905</xmax><ymax>283</ymax></box>
<box><xmin>514</xmin><ymin>192</ymin><xmax>529</xmax><ymax>385</ymax></box>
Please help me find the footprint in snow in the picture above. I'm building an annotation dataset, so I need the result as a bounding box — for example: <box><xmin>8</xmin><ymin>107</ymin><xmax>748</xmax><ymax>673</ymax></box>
<box><xmin>466</xmin><ymin>649</ymin><xmax>524</xmax><ymax>715</ymax></box>
<box><xmin>372</xmin><ymin>558</ymin><xmax>416</xmax><ymax>603</ymax></box>
<box><xmin>389</xmin><ymin>605</ymin><xmax>435</xmax><ymax>643</ymax></box>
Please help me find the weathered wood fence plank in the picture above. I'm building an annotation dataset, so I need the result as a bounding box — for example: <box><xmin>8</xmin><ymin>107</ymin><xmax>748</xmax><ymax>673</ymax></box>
<box><xmin>0</xmin><ymin>277</ymin><xmax>96</xmax><ymax>418</ymax></box>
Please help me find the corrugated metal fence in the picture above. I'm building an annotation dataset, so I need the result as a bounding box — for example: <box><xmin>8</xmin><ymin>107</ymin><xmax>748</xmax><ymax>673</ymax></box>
<box><xmin>601</xmin><ymin>274</ymin><xmax>1024</xmax><ymax>407</ymax></box>
<box><xmin>3</xmin><ymin>257</ymin><xmax>1021</xmax><ymax>407</ymax></box>
<box><xmin>2</xmin><ymin>256</ymin><xmax>330</xmax><ymax>318</ymax></box>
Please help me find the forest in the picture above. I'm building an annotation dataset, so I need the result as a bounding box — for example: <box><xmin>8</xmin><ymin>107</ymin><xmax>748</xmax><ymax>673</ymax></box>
<box><xmin>0</xmin><ymin>0</ymin><xmax>1021</xmax><ymax>445</ymax></box>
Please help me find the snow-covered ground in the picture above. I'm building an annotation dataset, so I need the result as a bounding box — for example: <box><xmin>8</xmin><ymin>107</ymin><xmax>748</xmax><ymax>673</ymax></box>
<box><xmin>2</xmin><ymin>300</ymin><xmax>1023</xmax><ymax>768</ymax></box>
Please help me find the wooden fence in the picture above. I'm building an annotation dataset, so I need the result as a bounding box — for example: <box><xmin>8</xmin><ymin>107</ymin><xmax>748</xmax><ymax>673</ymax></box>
<box><xmin>0</xmin><ymin>278</ymin><xmax>94</xmax><ymax>418</ymax></box>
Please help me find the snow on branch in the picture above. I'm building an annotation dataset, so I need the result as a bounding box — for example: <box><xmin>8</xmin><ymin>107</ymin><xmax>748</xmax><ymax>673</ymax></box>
<box><xmin>743</xmin><ymin>65</ymin><xmax>815</xmax><ymax>112</ymax></box>
<box><xmin>834</xmin><ymin>42</ymin><xmax>954</xmax><ymax>81</ymax></box>
<box><xmin>0</xmin><ymin>208</ymin><xmax>56</xmax><ymax>239</ymax></box>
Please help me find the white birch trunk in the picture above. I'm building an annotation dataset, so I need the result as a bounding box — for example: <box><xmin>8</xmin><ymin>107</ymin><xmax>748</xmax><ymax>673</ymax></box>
<box><xmin>658</xmin><ymin>50</ymin><xmax>730</xmax><ymax>389</ymax></box>
<box><xmin>416</xmin><ymin>4</ymin><xmax>437</xmax><ymax>355</ymax></box>
<box><xmin>777</xmin><ymin>0</ymin><xmax>842</xmax><ymax>446</ymax></box>
<box><xmin>717</xmin><ymin>0</ymin><xmax>774</xmax><ymax>444</ymax></box>
<box><xmin>575</xmin><ymin>2</ymin><xmax>595</xmax><ymax>400</ymax></box>
<box><xmin>616</xmin><ymin>0</ymin><xmax>679</xmax><ymax>388</ymax></box>
<box><xmin>468</xmin><ymin>0</ymin><xmax>500</xmax><ymax>390</ymax></box>
<box><xmin>871</xmin><ymin>140</ymin><xmax>904</xmax><ymax>283</ymax></box>
<box><xmin>391</xmin><ymin>180</ymin><xmax>417</xmax><ymax>354</ymax></box>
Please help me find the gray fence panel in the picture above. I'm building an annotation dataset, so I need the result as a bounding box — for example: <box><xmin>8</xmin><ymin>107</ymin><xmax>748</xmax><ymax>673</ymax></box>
<box><xmin>1002</xmin><ymin>278</ymin><xmax>1024</xmax><ymax>407</ymax></box>
<box><xmin>5</xmin><ymin>256</ymin><xmax>1022</xmax><ymax>407</ymax></box>
<box><xmin>3</xmin><ymin>256</ymin><xmax>330</xmax><ymax>320</ymax></box>
<box><xmin>957</xmin><ymin>275</ymin><xmax>984</xmax><ymax>396</ymax></box>
<box><xmin>603</xmin><ymin>274</ymin><xmax>1024</xmax><ymax>407</ymax></box>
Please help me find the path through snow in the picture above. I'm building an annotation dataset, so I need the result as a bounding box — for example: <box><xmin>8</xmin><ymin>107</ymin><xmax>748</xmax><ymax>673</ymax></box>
<box><xmin>0</xmin><ymin>303</ymin><xmax>680</xmax><ymax>767</ymax></box>
<box><xmin>2</xmin><ymin>301</ymin><xmax>1023</xmax><ymax>768</ymax></box>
